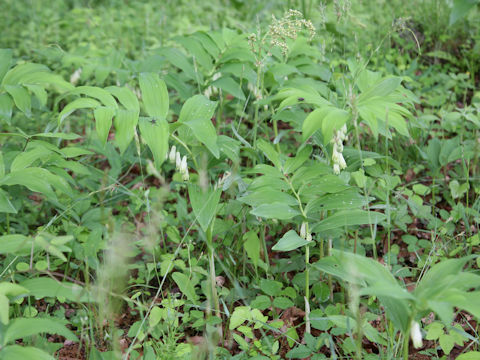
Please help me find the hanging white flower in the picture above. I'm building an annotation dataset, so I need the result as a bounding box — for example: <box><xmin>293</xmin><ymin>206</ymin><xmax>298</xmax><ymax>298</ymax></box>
<box><xmin>169</xmin><ymin>146</ymin><xmax>177</xmax><ymax>163</ymax></box>
<box><xmin>410</xmin><ymin>321</ymin><xmax>423</xmax><ymax>349</ymax></box>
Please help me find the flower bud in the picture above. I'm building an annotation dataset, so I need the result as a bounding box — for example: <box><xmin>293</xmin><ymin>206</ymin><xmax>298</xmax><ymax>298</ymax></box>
<box><xmin>300</xmin><ymin>222</ymin><xmax>307</xmax><ymax>239</ymax></box>
<box><xmin>169</xmin><ymin>146</ymin><xmax>176</xmax><ymax>163</ymax></box>
<box><xmin>410</xmin><ymin>321</ymin><xmax>423</xmax><ymax>349</ymax></box>
<box><xmin>180</xmin><ymin>155</ymin><xmax>188</xmax><ymax>174</ymax></box>
<box><xmin>175</xmin><ymin>151</ymin><xmax>181</xmax><ymax>170</ymax></box>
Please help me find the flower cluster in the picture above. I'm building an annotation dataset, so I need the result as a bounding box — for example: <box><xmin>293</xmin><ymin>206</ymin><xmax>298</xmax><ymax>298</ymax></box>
<box><xmin>331</xmin><ymin>124</ymin><xmax>347</xmax><ymax>175</ymax></box>
<box><xmin>268</xmin><ymin>9</ymin><xmax>316</xmax><ymax>56</ymax></box>
<box><xmin>168</xmin><ymin>145</ymin><xmax>189</xmax><ymax>181</ymax></box>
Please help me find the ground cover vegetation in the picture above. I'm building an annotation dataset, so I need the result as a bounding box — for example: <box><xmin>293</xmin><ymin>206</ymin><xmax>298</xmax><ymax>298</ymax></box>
<box><xmin>0</xmin><ymin>0</ymin><xmax>479</xmax><ymax>359</ymax></box>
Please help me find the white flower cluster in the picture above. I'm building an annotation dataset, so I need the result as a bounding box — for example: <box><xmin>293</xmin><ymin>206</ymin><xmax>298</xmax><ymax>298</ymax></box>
<box><xmin>168</xmin><ymin>145</ymin><xmax>189</xmax><ymax>181</ymax></box>
<box><xmin>300</xmin><ymin>222</ymin><xmax>312</xmax><ymax>242</ymax></box>
<box><xmin>331</xmin><ymin>124</ymin><xmax>347</xmax><ymax>175</ymax></box>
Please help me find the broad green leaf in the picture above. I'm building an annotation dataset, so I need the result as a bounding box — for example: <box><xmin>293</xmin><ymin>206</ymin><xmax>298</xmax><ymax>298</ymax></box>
<box><xmin>305</xmin><ymin>189</ymin><xmax>366</xmax><ymax>214</ymax></box>
<box><xmin>299</xmin><ymin>174</ymin><xmax>349</xmax><ymax>196</ymax></box>
<box><xmin>171</xmin><ymin>272</ymin><xmax>198</xmax><ymax>304</ymax></box>
<box><xmin>314</xmin><ymin>250</ymin><xmax>411</xmax><ymax>331</ymax></box>
<box><xmin>20</xmin><ymin>277</ymin><xmax>93</xmax><ymax>302</ymax></box>
<box><xmin>273</xmin><ymin>296</ymin><xmax>294</xmax><ymax>309</ymax></box>
<box><xmin>302</xmin><ymin>107</ymin><xmax>334</xmax><ymax>141</ymax></box>
<box><xmin>178</xmin><ymin>95</ymin><xmax>219</xmax><ymax>157</ymax></box>
<box><xmin>251</xmin><ymin>202</ymin><xmax>300</xmax><ymax>220</ymax></box>
<box><xmin>0</xmin><ymin>235</ymin><xmax>32</xmax><ymax>255</ymax></box>
<box><xmin>0</xmin><ymin>49</ymin><xmax>13</xmax><ymax>81</ymax></box>
<box><xmin>175</xmin><ymin>35</ymin><xmax>212</xmax><ymax>69</ymax></box>
<box><xmin>0</xmin><ymin>282</ymin><xmax>28</xmax><ymax>298</ymax></box>
<box><xmin>139</xmin><ymin>73</ymin><xmax>169</xmax><ymax>119</ymax></box>
<box><xmin>161</xmin><ymin>47</ymin><xmax>198</xmax><ymax>81</ymax></box>
<box><xmin>4</xmin><ymin>85</ymin><xmax>31</xmax><ymax>117</ymax></box>
<box><xmin>457</xmin><ymin>352</ymin><xmax>480</xmax><ymax>360</ymax></box>
<box><xmin>284</xmin><ymin>145</ymin><xmax>312</xmax><ymax>174</ymax></box>
<box><xmin>94</xmin><ymin>107</ymin><xmax>115</xmax><ymax>145</ymax></box>
<box><xmin>276</xmin><ymin>87</ymin><xmax>330</xmax><ymax>109</ymax></box>
<box><xmin>58</xmin><ymin>97</ymin><xmax>100</xmax><ymax>125</ymax></box>
<box><xmin>70</xmin><ymin>86</ymin><xmax>117</xmax><ymax>108</ymax></box>
<box><xmin>139</xmin><ymin>117</ymin><xmax>169</xmax><ymax>169</ymax></box>
<box><xmin>114</xmin><ymin>109</ymin><xmax>138</xmax><ymax>153</ymax></box>
<box><xmin>257</xmin><ymin>139</ymin><xmax>281</xmax><ymax>169</ymax></box>
<box><xmin>414</xmin><ymin>257</ymin><xmax>473</xmax><ymax>301</ymax></box>
<box><xmin>229</xmin><ymin>306</ymin><xmax>250</xmax><ymax>330</ymax></box>
<box><xmin>243</xmin><ymin>231</ymin><xmax>260</xmax><ymax>268</ymax></box>
<box><xmin>211</xmin><ymin>76</ymin><xmax>245</xmax><ymax>100</ymax></box>
<box><xmin>0</xmin><ymin>345</ymin><xmax>55</xmax><ymax>360</ymax></box>
<box><xmin>0</xmin><ymin>167</ymin><xmax>56</xmax><ymax>199</ymax></box>
<box><xmin>321</xmin><ymin>108</ymin><xmax>350</xmax><ymax>144</ymax></box>
<box><xmin>106</xmin><ymin>86</ymin><xmax>139</xmax><ymax>113</ymax></box>
<box><xmin>272</xmin><ymin>230</ymin><xmax>311</xmax><ymax>252</ymax></box>
<box><xmin>188</xmin><ymin>184</ymin><xmax>221</xmax><ymax>232</ymax></box>
<box><xmin>15</xmin><ymin>70</ymin><xmax>73</xmax><ymax>92</ymax></box>
<box><xmin>2</xmin><ymin>63</ymin><xmax>49</xmax><ymax>85</ymax></box>
<box><xmin>0</xmin><ymin>93</ymin><xmax>13</xmax><ymax>123</ymax></box>
<box><xmin>358</xmin><ymin>77</ymin><xmax>402</xmax><ymax>102</ymax></box>
<box><xmin>439</xmin><ymin>333</ymin><xmax>455</xmax><ymax>355</ymax></box>
<box><xmin>312</xmin><ymin>210</ymin><xmax>386</xmax><ymax>232</ymax></box>
<box><xmin>4</xmin><ymin>317</ymin><xmax>78</xmax><ymax>344</ymax></box>
<box><xmin>10</xmin><ymin>146</ymin><xmax>52</xmax><ymax>172</ymax></box>
<box><xmin>238</xmin><ymin>188</ymin><xmax>297</xmax><ymax>207</ymax></box>
<box><xmin>0</xmin><ymin>189</ymin><xmax>16</xmax><ymax>213</ymax></box>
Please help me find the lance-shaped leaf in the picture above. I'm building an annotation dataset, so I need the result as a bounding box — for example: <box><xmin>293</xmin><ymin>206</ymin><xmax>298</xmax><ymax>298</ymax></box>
<box><xmin>188</xmin><ymin>184</ymin><xmax>222</xmax><ymax>232</ymax></box>
<box><xmin>139</xmin><ymin>73</ymin><xmax>169</xmax><ymax>119</ymax></box>
<box><xmin>4</xmin><ymin>85</ymin><xmax>31</xmax><ymax>117</ymax></box>
<box><xmin>4</xmin><ymin>317</ymin><xmax>78</xmax><ymax>344</ymax></box>
<box><xmin>0</xmin><ymin>49</ymin><xmax>13</xmax><ymax>81</ymax></box>
<box><xmin>94</xmin><ymin>107</ymin><xmax>115</xmax><ymax>145</ymax></box>
<box><xmin>139</xmin><ymin>117</ymin><xmax>169</xmax><ymax>169</ymax></box>
<box><xmin>58</xmin><ymin>98</ymin><xmax>100</xmax><ymax>125</ymax></box>
<box><xmin>178</xmin><ymin>95</ymin><xmax>219</xmax><ymax>158</ymax></box>
<box><xmin>114</xmin><ymin>109</ymin><xmax>138</xmax><ymax>153</ymax></box>
<box><xmin>272</xmin><ymin>230</ymin><xmax>312</xmax><ymax>252</ymax></box>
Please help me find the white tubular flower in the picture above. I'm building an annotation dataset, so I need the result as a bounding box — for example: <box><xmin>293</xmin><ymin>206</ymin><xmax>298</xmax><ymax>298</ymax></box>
<box><xmin>306</xmin><ymin>232</ymin><xmax>312</xmax><ymax>242</ymax></box>
<box><xmin>300</xmin><ymin>222</ymin><xmax>307</xmax><ymax>239</ymax></box>
<box><xmin>70</xmin><ymin>68</ymin><xmax>82</xmax><ymax>85</ymax></box>
<box><xmin>175</xmin><ymin>151</ymin><xmax>181</xmax><ymax>170</ymax></box>
<box><xmin>331</xmin><ymin>125</ymin><xmax>348</xmax><ymax>174</ymax></box>
<box><xmin>333</xmin><ymin>163</ymin><xmax>341</xmax><ymax>175</ymax></box>
<box><xmin>410</xmin><ymin>321</ymin><xmax>423</xmax><ymax>349</ymax></box>
<box><xmin>169</xmin><ymin>146</ymin><xmax>176</xmax><ymax>163</ymax></box>
<box><xmin>338</xmin><ymin>153</ymin><xmax>347</xmax><ymax>169</ymax></box>
<box><xmin>180</xmin><ymin>155</ymin><xmax>188</xmax><ymax>174</ymax></box>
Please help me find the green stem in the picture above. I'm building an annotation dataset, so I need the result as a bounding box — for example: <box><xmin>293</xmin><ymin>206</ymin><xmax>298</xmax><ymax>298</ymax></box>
<box><xmin>260</xmin><ymin>224</ymin><xmax>270</xmax><ymax>274</ymax></box>
<box><xmin>403</xmin><ymin>330</ymin><xmax>410</xmax><ymax>360</ymax></box>
<box><xmin>206</xmin><ymin>225</ymin><xmax>220</xmax><ymax>317</ymax></box>
<box><xmin>305</xmin><ymin>244</ymin><xmax>310</xmax><ymax>334</ymax></box>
